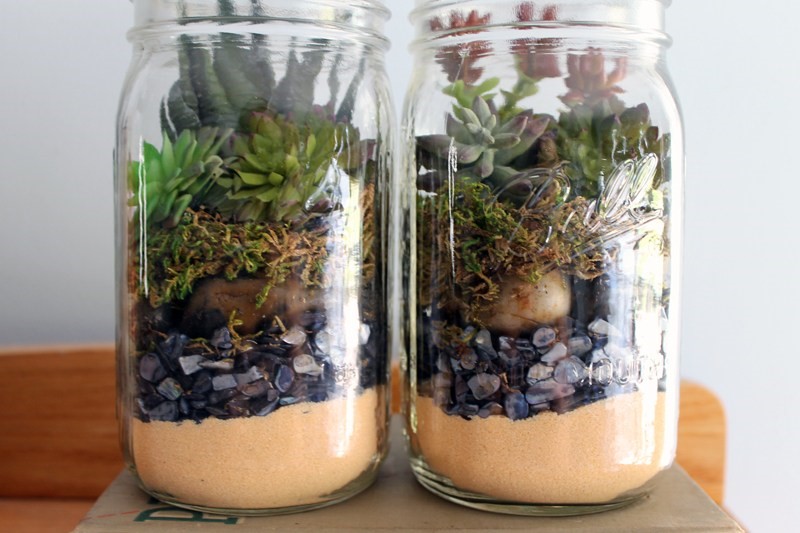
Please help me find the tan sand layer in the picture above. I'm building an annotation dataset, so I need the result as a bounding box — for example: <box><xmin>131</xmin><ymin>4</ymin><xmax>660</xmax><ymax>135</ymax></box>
<box><xmin>132</xmin><ymin>390</ymin><xmax>380</xmax><ymax>510</ymax></box>
<box><xmin>414</xmin><ymin>391</ymin><xmax>668</xmax><ymax>504</ymax></box>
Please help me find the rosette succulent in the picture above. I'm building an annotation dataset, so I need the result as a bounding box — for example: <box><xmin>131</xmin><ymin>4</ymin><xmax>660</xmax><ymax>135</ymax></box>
<box><xmin>211</xmin><ymin>111</ymin><xmax>361</xmax><ymax>225</ymax></box>
<box><xmin>129</xmin><ymin>127</ymin><xmax>233</xmax><ymax>229</ymax></box>
<box><xmin>417</xmin><ymin>95</ymin><xmax>549</xmax><ymax>184</ymax></box>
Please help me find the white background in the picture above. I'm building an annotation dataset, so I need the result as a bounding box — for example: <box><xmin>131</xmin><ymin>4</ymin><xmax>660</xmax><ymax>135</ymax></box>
<box><xmin>0</xmin><ymin>1</ymin><xmax>797</xmax><ymax>530</ymax></box>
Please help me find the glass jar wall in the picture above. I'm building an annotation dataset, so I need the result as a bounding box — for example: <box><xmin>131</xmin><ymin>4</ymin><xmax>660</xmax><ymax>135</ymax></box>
<box><xmin>115</xmin><ymin>0</ymin><xmax>393</xmax><ymax>515</ymax></box>
<box><xmin>402</xmin><ymin>0</ymin><xmax>683</xmax><ymax>515</ymax></box>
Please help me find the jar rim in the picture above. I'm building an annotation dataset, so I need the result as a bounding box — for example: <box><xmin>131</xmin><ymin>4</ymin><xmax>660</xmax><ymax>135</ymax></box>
<box><xmin>130</xmin><ymin>0</ymin><xmax>390</xmax><ymax>47</ymax></box>
<box><xmin>411</xmin><ymin>0</ymin><xmax>669</xmax><ymax>39</ymax></box>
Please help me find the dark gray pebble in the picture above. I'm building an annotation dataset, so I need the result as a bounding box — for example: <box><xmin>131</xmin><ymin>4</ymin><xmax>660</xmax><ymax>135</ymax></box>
<box><xmin>504</xmin><ymin>391</ymin><xmax>529</xmax><ymax>421</ymax></box>
<box><xmin>212</xmin><ymin>374</ymin><xmax>237</xmax><ymax>391</ymax></box>
<box><xmin>148</xmin><ymin>401</ymin><xmax>179</xmax><ymax>422</ymax></box>
<box><xmin>139</xmin><ymin>353</ymin><xmax>167</xmax><ymax>383</ymax></box>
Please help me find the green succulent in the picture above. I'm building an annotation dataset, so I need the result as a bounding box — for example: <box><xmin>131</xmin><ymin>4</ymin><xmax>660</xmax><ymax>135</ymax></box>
<box><xmin>211</xmin><ymin>111</ymin><xmax>361</xmax><ymax>224</ymax></box>
<box><xmin>556</xmin><ymin>101</ymin><xmax>669</xmax><ymax>199</ymax></box>
<box><xmin>128</xmin><ymin>127</ymin><xmax>233</xmax><ymax>229</ymax></box>
<box><xmin>418</xmin><ymin>95</ymin><xmax>549</xmax><ymax>183</ymax></box>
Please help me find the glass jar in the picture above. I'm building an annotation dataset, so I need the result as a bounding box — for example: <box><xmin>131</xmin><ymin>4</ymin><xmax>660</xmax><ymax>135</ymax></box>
<box><xmin>115</xmin><ymin>0</ymin><xmax>393</xmax><ymax>515</ymax></box>
<box><xmin>402</xmin><ymin>0</ymin><xmax>682</xmax><ymax>515</ymax></box>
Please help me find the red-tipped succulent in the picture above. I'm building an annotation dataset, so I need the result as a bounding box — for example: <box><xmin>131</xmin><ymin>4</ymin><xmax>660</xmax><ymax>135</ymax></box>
<box><xmin>512</xmin><ymin>3</ymin><xmax>561</xmax><ymax>79</ymax></box>
<box><xmin>561</xmin><ymin>48</ymin><xmax>628</xmax><ymax>106</ymax></box>
<box><xmin>430</xmin><ymin>10</ymin><xmax>492</xmax><ymax>84</ymax></box>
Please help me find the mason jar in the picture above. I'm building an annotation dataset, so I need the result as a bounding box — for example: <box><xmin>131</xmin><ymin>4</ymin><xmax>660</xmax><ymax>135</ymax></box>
<box><xmin>115</xmin><ymin>0</ymin><xmax>393</xmax><ymax>515</ymax></box>
<box><xmin>402</xmin><ymin>0</ymin><xmax>683</xmax><ymax>515</ymax></box>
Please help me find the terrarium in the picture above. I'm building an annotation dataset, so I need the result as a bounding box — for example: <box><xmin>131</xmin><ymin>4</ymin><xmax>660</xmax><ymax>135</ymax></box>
<box><xmin>402</xmin><ymin>0</ymin><xmax>683</xmax><ymax>515</ymax></box>
<box><xmin>115</xmin><ymin>0</ymin><xmax>393</xmax><ymax>515</ymax></box>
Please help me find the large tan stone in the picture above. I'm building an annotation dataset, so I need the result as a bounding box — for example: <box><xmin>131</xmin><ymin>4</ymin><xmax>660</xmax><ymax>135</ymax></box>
<box><xmin>182</xmin><ymin>278</ymin><xmax>322</xmax><ymax>336</ymax></box>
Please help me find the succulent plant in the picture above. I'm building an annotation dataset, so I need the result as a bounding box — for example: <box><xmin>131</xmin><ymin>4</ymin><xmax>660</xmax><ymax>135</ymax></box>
<box><xmin>429</xmin><ymin>10</ymin><xmax>493</xmax><ymax>84</ymax></box>
<box><xmin>417</xmin><ymin>95</ymin><xmax>549</xmax><ymax>183</ymax></box>
<box><xmin>129</xmin><ymin>127</ymin><xmax>233</xmax><ymax>229</ymax></box>
<box><xmin>556</xmin><ymin>101</ymin><xmax>669</xmax><ymax>199</ymax></box>
<box><xmin>561</xmin><ymin>48</ymin><xmax>627</xmax><ymax>108</ymax></box>
<box><xmin>210</xmin><ymin>111</ymin><xmax>361</xmax><ymax>225</ymax></box>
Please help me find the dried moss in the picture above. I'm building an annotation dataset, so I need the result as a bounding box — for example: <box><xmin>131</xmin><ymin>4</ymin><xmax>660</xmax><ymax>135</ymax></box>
<box><xmin>136</xmin><ymin>184</ymin><xmax>377</xmax><ymax>308</ymax></box>
<box><xmin>418</xmin><ymin>180</ymin><xmax>605</xmax><ymax>321</ymax></box>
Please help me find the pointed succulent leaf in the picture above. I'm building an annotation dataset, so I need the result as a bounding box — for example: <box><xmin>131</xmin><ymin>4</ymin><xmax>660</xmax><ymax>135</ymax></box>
<box><xmin>475</xmin><ymin>149</ymin><xmax>496</xmax><ymax>178</ymax></box>
<box><xmin>446</xmin><ymin>115</ymin><xmax>473</xmax><ymax>144</ymax></box>
<box><xmin>458</xmin><ymin>143</ymin><xmax>485</xmax><ymax>165</ymax></box>
<box><xmin>472</xmin><ymin>96</ymin><xmax>493</xmax><ymax>126</ymax></box>
<box><xmin>238</xmin><ymin>171</ymin><xmax>271</xmax><ymax>186</ymax></box>
<box><xmin>492</xmin><ymin>133</ymin><xmax>521</xmax><ymax>150</ymax></box>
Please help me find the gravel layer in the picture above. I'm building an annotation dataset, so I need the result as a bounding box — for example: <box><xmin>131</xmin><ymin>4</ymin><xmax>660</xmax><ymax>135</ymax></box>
<box><xmin>414</xmin><ymin>390</ymin><xmax>669</xmax><ymax>504</ymax></box>
<box><xmin>132</xmin><ymin>389</ymin><xmax>380</xmax><ymax>510</ymax></box>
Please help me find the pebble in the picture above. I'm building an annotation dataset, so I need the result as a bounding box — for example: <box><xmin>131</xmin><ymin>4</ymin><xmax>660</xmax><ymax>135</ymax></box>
<box><xmin>359</xmin><ymin>323</ymin><xmax>371</xmax><ymax>345</ymax></box>
<box><xmin>281</xmin><ymin>326</ymin><xmax>307</xmax><ymax>346</ymax></box>
<box><xmin>274</xmin><ymin>365</ymin><xmax>295</xmax><ymax>393</ymax></box>
<box><xmin>525</xmin><ymin>381</ymin><xmax>575</xmax><ymax>405</ymax></box>
<box><xmin>478</xmin><ymin>402</ymin><xmax>504</xmax><ymax>419</ymax></box>
<box><xmin>210</xmin><ymin>327</ymin><xmax>233</xmax><ymax>350</ymax></box>
<box><xmin>251</xmin><ymin>397</ymin><xmax>279</xmax><ymax>417</ymax></box>
<box><xmin>567</xmin><ymin>335</ymin><xmax>593</xmax><ymax>357</ymax></box>
<box><xmin>293</xmin><ymin>354</ymin><xmax>323</xmax><ymax>376</ymax></box>
<box><xmin>299</xmin><ymin>310</ymin><xmax>326</xmax><ymax>332</ymax></box>
<box><xmin>240</xmin><ymin>380</ymin><xmax>276</xmax><ymax>400</ymax></box>
<box><xmin>234</xmin><ymin>366</ymin><xmax>263</xmax><ymax>386</ymax></box>
<box><xmin>148</xmin><ymin>401</ymin><xmax>179</xmax><ymax>422</ymax></box>
<box><xmin>473</xmin><ymin>329</ymin><xmax>497</xmax><ymax>359</ymax></box>
<box><xmin>199</xmin><ymin>358</ymin><xmax>234</xmax><ymax>371</ymax></box>
<box><xmin>526</xmin><ymin>363</ymin><xmax>553</xmax><ymax>384</ymax></box>
<box><xmin>554</xmin><ymin>356</ymin><xmax>589</xmax><ymax>384</ymax></box>
<box><xmin>192</xmin><ymin>372</ymin><xmax>213</xmax><ymax>395</ymax></box>
<box><xmin>468</xmin><ymin>373</ymin><xmax>502</xmax><ymax>400</ymax></box>
<box><xmin>532</xmin><ymin>327</ymin><xmax>557</xmax><ymax>350</ymax></box>
<box><xmin>139</xmin><ymin>353</ymin><xmax>167</xmax><ymax>383</ymax></box>
<box><xmin>541</xmin><ymin>342</ymin><xmax>568</xmax><ymax>364</ymax></box>
<box><xmin>212</xmin><ymin>374</ymin><xmax>237</xmax><ymax>391</ymax></box>
<box><xmin>460</xmin><ymin>350</ymin><xmax>478</xmax><ymax>371</ymax></box>
<box><xmin>588</xmin><ymin>318</ymin><xmax>621</xmax><ymax>338</ymax></box>
<box><xmin>504</xmin><ymin>391</ymin><xmax>529</xmax><ymax>421</ymax></box>
<box><xmin>178</xmin><ymin>355</ymin><xmax>205</xmax><ymax>376</ymax></box>
<box><xmin>156</xmin><ymin>378</ymin><xmax>183</xmax><ymax>401</ymax></box>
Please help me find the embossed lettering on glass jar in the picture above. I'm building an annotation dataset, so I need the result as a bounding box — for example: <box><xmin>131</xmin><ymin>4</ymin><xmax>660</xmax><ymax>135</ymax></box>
<box><xmin>115</xmin><ymin>0</ymin><xmax>393</xmax><ymax>515</ymax></box>
<box><xmin>402</xmin><ymin>0</ymin><xmax>683</xmax><ymax>515</ymax></box>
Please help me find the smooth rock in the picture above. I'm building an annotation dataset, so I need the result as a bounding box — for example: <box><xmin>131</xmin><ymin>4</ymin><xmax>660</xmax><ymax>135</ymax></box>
<box><xmin>182</xmin><ymin>278</ymin><xmax>323</xmax><ymax>336</ymax></box>
<box><xmin>252</xmin><ymin>397</ymin><xmax>279</xmax><ymax>417</ymax></box>
<box><xmin>526</xmin><ymin>363</ymin><xmax>554</xmax><ymax>384</ymax></box>
<box><xmin>476</xmin><ymin>270</ymin><xmax>572</xmax><ymax>336</ymax></box>
<box><xmin>473</xmin><ymin>329</ymin><xmax>497</xmax><ymax>359</ymax></box>
<box><xmin>541</xmin><ymin>342</ymin><xmax>568</xmax><ymax>364</ymax></box>
<box><xmin>139</xmin><ymin>353</ymin><xmax>167</xmax><ymax>383</ymax></box>
<box><xmin>568</xmin><ymin>335</ymin><xmax>593</xmax><ymax>357</ymax></box>
<box><xmin>467</xmin><ymin>373</ymin><xmax>501</xmax><ymax>400</ymax></box>
<box><xmin>532</xmin><ymin>327</ymin><xmax>557</xmax><ymax>350</ymax></box>
<box><xmin>554</xmin><ymin>356</ymin><xmax>589</xmax><ymax>384</ymax></box>
<box><xmin>504</xmin><ymin>391</ymin><xmax>530</xmax><ymax>421</ymax></box>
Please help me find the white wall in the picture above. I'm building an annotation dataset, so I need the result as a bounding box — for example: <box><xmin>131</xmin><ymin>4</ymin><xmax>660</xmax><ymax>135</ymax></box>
<box><xmin>0</xmin><ymin>1</ymin><xmax>797</xmax><ymax>530</ymax></box>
